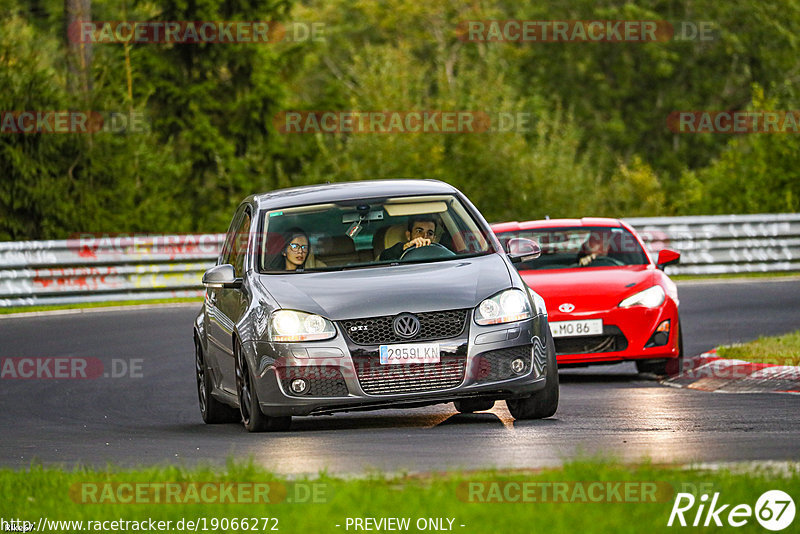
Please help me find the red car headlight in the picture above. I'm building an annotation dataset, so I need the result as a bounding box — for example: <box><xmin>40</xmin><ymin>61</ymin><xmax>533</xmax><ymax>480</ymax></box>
<box><xmin>618</xmin><ymin>285</ymin><xmax>665</xmax><ymax>308</ymax></box>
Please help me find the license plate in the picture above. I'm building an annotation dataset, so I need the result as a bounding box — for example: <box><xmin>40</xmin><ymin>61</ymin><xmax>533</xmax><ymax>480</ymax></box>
<box><xmin>380</xmin><ymin>343</ymin><xmax>440</xmax><ymax>364</ymax></box>
<box><xmin>550</xmin><ymin>319</ymin><xmax>603</xmax><ymax>338</ymax></box>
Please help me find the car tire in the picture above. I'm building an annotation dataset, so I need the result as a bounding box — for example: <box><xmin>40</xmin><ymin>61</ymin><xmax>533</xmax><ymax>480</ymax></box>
<box><xmin>506</xmin><ymin>330</ymin><xmax>559</xmax><ymax>420</ymax></box>
<box><xmin>235</xmin><ymin>342</ymin><xmax>291</xmax><ymax>433</ymax></box>
<box><xmin>195</xmin><ymin>337</ymin><xmax>240</xmax><ymax>424</ymax></box>
<box><xmin>636</xmin><ymin>319</ymin><xmax>684</xmax><ymax>377</ymax></box>
<box><xmin>453</xmin><ymin>399</ymin><xmax>495</xmax><ymax>413</ymax></box>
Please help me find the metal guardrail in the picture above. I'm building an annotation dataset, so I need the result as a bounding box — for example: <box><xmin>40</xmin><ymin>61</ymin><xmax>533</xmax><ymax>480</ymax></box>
<box><xmin>1</xmin><ymin>214</ymin><xmax>798</xmax><ymax>307</ymax></box>
<box><xmin>0</xmin><ymin>234</ymin><xmax>224</xmax><ymax>307</ymax></box>
<box><xmin>624</xmin><ymin>213</ymin><xmax>800</xmax><ymax>275</ymax></box>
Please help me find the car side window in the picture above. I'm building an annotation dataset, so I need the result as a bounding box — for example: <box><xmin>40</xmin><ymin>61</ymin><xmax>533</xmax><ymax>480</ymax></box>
<box><xmin>231</xmin><ymin>210</ymin><xmax>252</xmax><ymax>278</ymax></box>
<box><xmin>219</xmin><ymin>208</ymin><xmax>244</xmax><ymax>266</ymax></box>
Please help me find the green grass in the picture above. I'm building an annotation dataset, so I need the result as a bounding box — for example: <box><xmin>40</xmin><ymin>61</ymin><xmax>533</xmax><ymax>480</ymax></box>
<box><xmin>717</xmin><ymin>330</ymin><xmax>800</xmax><ymax>366</ymax></box>
<box><xmin>1</xmin><ymin>460</ymin><xmax>797</xmax><ymax>533</ymax></box>
<box><xmin>0</xmin><ymin>297</ymin><xmax>202</xmax><ymax>315</ymax></box>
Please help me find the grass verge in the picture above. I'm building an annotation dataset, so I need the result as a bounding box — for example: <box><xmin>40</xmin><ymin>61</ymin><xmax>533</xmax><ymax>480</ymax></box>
<box><xmin>0</xmin><ymin>297</ymin><xmax>202</xmax><ymax>315</ymax></box>
<box><xmin>717</xmin><ymin>330</ymin><xmax>800</xmax><ymax>366</ymax></box>
<box><xmin>0</xmin><ymin>460</ymin><xmax>797</xmax><ymax>533</ymax></box>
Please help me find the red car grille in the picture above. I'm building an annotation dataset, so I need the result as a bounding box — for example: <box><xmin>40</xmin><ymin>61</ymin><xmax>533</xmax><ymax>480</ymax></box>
<box><xmin>553</xmin><ymin>327</ymin><xmax>628</xmax><ymax>355</ymax></box>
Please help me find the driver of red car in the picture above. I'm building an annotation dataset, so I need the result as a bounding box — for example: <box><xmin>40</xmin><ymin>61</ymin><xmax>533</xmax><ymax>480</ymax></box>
<box><xmin>379</xmin><ymin>216</ymin><xmax>438</xmax><ymax>261</ymax></box>
<box><xmin>577</xmin><ymin>230</ymin><xmax>613</xmax><ymax>266</ymax></box>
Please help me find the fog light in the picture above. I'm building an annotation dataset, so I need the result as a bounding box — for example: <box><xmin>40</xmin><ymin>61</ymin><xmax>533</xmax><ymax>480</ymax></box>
<box><xmin>511</xmin><ymin>358</ymin><xmax>526</xmax><ymax>375</ymax></box>
<box><xmin>645</xmin><ymin>320</ymin><xmax>670</xmax><ymax>347</ymax></box>
<box><xmin>290</xmin><ymin>378</ymin><xmax>308</xmax><ymax>394</ymax></box>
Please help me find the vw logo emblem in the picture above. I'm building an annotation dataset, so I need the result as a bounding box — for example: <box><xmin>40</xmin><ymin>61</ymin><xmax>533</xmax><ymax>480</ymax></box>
<box><xmin>558</xmin><ymin>303</ymin><xmax>575</xmax><ymax>313</ymax></box>
<box><xmin>393</xmin><ymin>313</ymin><xmax>420</xmax><ymax>339</ymax></box>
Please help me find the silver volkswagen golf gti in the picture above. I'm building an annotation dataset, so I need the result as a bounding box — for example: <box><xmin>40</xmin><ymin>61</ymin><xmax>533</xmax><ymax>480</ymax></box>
<box><xmin>193</xmin><ymin>180</ymin><xmax>558</xmax><ymax>431</ymax></box>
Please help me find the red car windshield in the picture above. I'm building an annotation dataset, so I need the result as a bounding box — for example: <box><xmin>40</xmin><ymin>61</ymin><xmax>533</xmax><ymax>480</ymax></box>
<box><xmin>497</xmin><ymin>226</ymin><xmax>649</xmax><ymax>270</ymax></box>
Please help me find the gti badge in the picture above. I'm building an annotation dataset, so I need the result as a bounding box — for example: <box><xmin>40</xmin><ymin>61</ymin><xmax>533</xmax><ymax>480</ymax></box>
<box><xmin>558</xmin><ymin>303</ymin><xmax>575</xmax><ymax>313</ymax></box>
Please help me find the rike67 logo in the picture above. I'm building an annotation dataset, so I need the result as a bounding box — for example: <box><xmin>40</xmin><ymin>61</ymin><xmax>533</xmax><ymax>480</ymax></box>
<box><xmin>668</xmin><ymin>490</ymin><xmax>795</xmax><ymax>530</ymax></box>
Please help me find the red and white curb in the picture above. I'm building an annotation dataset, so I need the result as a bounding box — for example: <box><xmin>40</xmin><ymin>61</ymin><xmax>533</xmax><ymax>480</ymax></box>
<box><xmin>662</xmin><ymin>349</ymin><xmax>800</xmax><ymax>394</ymax></box>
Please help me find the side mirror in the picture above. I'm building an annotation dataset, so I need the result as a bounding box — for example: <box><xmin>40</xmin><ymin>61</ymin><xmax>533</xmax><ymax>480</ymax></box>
<box><xmin>656</xmin><ymin>249</ymin><xmax>680</xmax><ymax>271</ymax></box>
<box><xmin>507</xmin><ymin>238</ymin><xmax>541</xmax><ymax>263</ymax></box>
<box><xmin>202</xmin><ymin>264</ymin><xmax>241</xmax><ymax>289</ymax></box>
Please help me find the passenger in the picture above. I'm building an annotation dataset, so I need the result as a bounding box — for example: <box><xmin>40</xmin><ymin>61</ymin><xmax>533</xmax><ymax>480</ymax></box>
<box><xmin>280</xmin><ymin>228</ymin><xmax>310</xmax><ymax>270</ymax></box>
<box><xmin>379</xmin><ymin>216</ymin><xmax>438</xmax><ymax>261</ymax></box>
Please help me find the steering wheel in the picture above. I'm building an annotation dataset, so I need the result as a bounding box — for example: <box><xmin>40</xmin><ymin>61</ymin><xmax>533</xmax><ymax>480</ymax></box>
<box><xmin>399</xmin><ymin>243</ymin><xmax>456</xmax><ymax>261</ymax></box>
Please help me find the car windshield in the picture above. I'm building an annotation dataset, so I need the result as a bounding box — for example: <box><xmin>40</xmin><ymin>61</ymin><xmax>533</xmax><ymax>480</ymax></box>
<box><xmin>497</xmin><ymin>226</ymin><xmax>649</xmax><ymax>270</ymax></box>
<box><xmin>258</xmin><ymin>194</ymin><xmax>493</xmax><ymax>273</ymax></box>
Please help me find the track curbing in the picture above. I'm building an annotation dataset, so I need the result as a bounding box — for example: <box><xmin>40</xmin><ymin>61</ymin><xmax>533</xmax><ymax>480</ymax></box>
<box><xmin>662</xmin><ymin>348</ymin><xmax>800</xmax><ymax>394</ymax></box>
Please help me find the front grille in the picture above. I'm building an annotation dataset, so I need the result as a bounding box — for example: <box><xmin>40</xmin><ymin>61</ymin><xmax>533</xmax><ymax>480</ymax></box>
<box><xmin>554</xmin><ymin>327</ymin><xmax>628</xmax><ymax>355</ymax></box>
<box><xmin>278</xmin><ymin>366</ymin><xmax>349</xmax><ymax>397</ymax></box>
<box><xmin>474</xmin><ymin>345</ymin><xmax>533</xmax><ymax>384</ymax></box>
<box><xmin>354</xmin><ymin>355</ymin><xmax>466</xmax><ymax>395</ymax></box>
<box><xmin>341</xmin><ymin>309</ymin><xmax>469</xmax><ymax>345</ymax></box>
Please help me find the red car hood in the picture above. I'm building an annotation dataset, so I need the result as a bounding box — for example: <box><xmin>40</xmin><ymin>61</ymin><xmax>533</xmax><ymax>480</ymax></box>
<box><xmin>520</xmin><ymin>266</ymin><xmax>656</xmax><ymax>314</ymax></box>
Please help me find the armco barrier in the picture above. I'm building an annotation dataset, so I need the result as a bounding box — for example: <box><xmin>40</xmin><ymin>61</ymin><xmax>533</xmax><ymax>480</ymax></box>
<box><xmin>0</xmin><ymin>234</ymin><xmax>224</xmax><ymax>307</ymax></box>
<box><xmin>0</xmin><ymin>214</ymin><xmax>798</xmax><ymax>307</ymax></box>
<box><xmin>624</xmin><ymin>213</ymin><xmax>800</xmax><ymax>275</ymax></box>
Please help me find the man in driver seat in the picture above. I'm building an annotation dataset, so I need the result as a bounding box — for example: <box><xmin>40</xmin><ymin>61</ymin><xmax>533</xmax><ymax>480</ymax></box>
<box><xmin>577</xmin><ymin>230</ymin><xmax>613</xmax><ymax>266</ymax></box>
<box><xmin>379</xmin><ymin>216</ymin><xmax>438</xmax><ymax>261</ymax></box>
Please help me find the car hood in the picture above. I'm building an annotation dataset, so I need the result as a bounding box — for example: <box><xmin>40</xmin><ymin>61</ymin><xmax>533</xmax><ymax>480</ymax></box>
<box><xmin>256</xmin><ymin>254</ymin><xmax>513</xmax><ymax>320</ymax></box>
<box><xmin>520</xmin><ymin>266</ymin><xmax>656</xmax><ymax>314</ymax></box>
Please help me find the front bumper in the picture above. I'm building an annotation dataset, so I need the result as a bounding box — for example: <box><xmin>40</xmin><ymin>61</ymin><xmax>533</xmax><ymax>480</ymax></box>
<box><xmin>242</xmin><ymin>314</ymin><xmax>550</xmax><ymax>417</ymax></box>
<box><xmin>550</xmin><ymin>300</ymin><xmax>680</xmax><ymax>366</ymax></box>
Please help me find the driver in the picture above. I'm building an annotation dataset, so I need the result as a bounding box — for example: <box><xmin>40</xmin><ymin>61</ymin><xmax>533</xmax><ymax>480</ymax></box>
<box><xmin>379</xmin><ymin>216</ymin><xmax>438</xmax><ymax>261</ymax></box>
<box><xmin>577</xmin><ymin>230</ymin><xmax>612</xmax><ymax>266</ymax></box>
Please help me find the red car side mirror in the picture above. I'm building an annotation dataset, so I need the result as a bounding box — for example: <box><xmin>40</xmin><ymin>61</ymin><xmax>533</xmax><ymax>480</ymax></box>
<box><xmin>656</xmin><ymin>249</ymin><xmax>680</xmax><ymax>270</ymax></box>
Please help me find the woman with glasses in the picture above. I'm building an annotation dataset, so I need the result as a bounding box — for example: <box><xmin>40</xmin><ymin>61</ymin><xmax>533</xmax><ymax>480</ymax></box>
<box><xmin>281</xmin><ymin>228</ymin><xmax>310</xmax><ymax>271</ymax></box>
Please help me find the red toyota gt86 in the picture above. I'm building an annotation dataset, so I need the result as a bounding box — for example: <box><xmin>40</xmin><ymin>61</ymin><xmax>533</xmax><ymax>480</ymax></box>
<box><xmin>492</xmin><ymin>218</ymin><xmax>682</xmax><ymax>375</ymax></box>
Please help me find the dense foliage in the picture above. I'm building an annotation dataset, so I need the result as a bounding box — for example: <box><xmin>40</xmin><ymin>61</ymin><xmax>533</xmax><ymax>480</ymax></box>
<box><xmin>1</xmin><ymin>0</ymin><xmax>799</xmax><ymax>239</ymax></box>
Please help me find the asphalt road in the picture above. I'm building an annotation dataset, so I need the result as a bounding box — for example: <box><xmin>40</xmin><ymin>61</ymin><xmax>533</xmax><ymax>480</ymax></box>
<box><xmin>1</xmin><ymin>277</ymin><xmax>799</xmax><ymax>474</ymax></box>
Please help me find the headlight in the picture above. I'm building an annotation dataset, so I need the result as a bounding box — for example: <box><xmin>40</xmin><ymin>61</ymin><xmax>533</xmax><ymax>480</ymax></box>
<box><xmin>618</xmin><ymin>285</ymin><xmax>665</xmax><ymax>308</ymax></box>
<box><xmin>268</xmin><ymin>310</ymin><xmax>336</xmax><ymax>342</ymax></box>
<box><xmin>475</xmin><ymin>289</ymin><xmax>532</xmax><ymax>325</ymax></box>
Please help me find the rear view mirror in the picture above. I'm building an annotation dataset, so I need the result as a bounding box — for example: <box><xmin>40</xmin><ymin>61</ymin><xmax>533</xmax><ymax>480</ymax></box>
<box><xmin>656</xmin><ymin>249</ymin><xmax>680</xmax><ymax>270</ymax></box>
<box><xmin>507</xmin><ymin>238</ymin><xmax>541</xmax><ymax>263</ymax></box>
<box><xmin>341</xmin><ymin>209</ymin><xmax>385</xmax><ymax>223</ymax></box>
<box><xmin>202</xmin><ymin>264</ymin><xmax>241</xmax><ymax>288</ymax></box>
